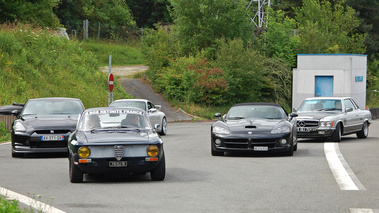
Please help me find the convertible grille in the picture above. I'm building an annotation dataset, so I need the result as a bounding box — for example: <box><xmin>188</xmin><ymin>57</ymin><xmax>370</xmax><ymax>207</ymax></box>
<box><xmin>296</xmin><ymin>120</ymin><xmax>319</xmax><ymax>127</ymax></box>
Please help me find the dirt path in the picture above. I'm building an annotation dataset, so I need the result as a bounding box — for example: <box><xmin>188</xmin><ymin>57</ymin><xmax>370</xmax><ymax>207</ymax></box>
<box><xmin>101</xmin><ymin>65</ymin><xmax>192</xmax><ymax>122</ymax></box>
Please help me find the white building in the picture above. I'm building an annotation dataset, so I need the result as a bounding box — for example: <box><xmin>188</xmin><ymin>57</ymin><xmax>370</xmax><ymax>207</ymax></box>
<box><xmin>292</xmin><ymin>54</ymin><xmax>367</xmax><ymax>109</ymax></box>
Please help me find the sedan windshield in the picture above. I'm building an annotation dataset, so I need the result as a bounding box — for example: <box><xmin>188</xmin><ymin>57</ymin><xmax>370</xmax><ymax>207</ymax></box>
<box><xmin>227</xmin><ymin>105</ymin><xmax>287</xmax><ymax>120</ymax></box>
<box><xmin>22</xmin><ymin>100</ymin><xmax>83</xmax><ymax>116</ymax></box>
<box><xmin>298</xmin><ymin>99</ymin><xmax>342</xmax><ymax>112</ymax></box>
<box><xmin>109</xmin><ymin>101</ymin><xmax>147</xmax><ymax>111</ymax></box>
<box><xmin>78</xmin><ymin>109</ymin><xmax>151</xmax><ymax>131</ymax></box>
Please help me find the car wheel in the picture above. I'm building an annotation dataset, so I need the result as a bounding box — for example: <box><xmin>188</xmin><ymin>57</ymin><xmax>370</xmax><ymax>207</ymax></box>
<box><xmin>284</xmin><ymin>141</ymin><xmax>294</xmax><ymax>156</ymax></box>
<box><xmin>158</xmin><ymin>117</ymin><xmax>167</xmax><ymax>136</ymax></box>
<box><xmin>331</xmin><ymin>123</ymin><xmax>342</xmax><ymax>142</ymax></box>
<box><xmin>293</xmin><ymin>143</ymin><xmax>298</xmax><ymax>151</ymax></box>
<box><xmin>150</xmin><ymin>154</ymin><xmax>166</xmax><ymax>181</ymax></box>
<box><xmin>69</xmin><ymin>158</ymin><xmax>83</xmax><ymax>183</ymax></box>
<box><xmin>11</xmin><ymin>149</ymin><xmax>23</xmax><ymax>158</ymax></box>
<box><xmin>356</xmin><ymin>121</ymin><xmax>369</xmax><ymax>139</ymax></box>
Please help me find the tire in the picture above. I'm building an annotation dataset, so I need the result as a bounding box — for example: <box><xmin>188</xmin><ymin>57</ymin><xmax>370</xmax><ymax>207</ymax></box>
<box><xmin>69</xmin><ymin>158</ymin><xmax>83</xmax><ymax>183</ymax></box>
<box><xmin>293</xmin><ymin>143</ymin><xmax>298</xmax><ymax>151</ymax></box>
<box><xmin>356</xmin><ymin>121</ymin><xmax>369</xmax><ymax>139</ymax></box>
<box><xmin>284</xmin><ymin>141</ymin><xmax>294</xmax><ymax>156</ymax></box>
<box><xmin>331</xmin><ymin>123</ymin><xmax>342</xmax><ymax>142</ymax></box>
<box><xmin>158</xmin><ymin>117</ymin><xmax>167</xmax><ymax>135</ymax></box>
<box><xmin>150</xmin><ymin>154</ymin><xmax>166</xmax><ymax>181</ymax></box>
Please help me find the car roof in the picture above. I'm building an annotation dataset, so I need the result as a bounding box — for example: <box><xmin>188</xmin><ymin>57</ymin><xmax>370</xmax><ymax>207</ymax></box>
<box><xmin>27</xmin><ymin>97</ymin><xmax>82</xmax><ymax>102</ymax></box>
<box><xmin>112</xmin><ymin>99</ymin><xmax>148</xmax><ymax>103</ymax></box>
<box><xmin>232</xmin><ymin>102</ymin><xmax>283</xmax><ymax>107</ymax></box>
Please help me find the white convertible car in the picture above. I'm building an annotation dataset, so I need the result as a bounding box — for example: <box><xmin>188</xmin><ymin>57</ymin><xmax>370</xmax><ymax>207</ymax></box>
<box><xmin>109</xmin><ymin>99</ymin><xmax>167</xmax><ymax>135</ymax></box>
<box><xmin>294</xmin><ymin>97</ymin><xmax>371</xmax><ymax>142</ymax></box>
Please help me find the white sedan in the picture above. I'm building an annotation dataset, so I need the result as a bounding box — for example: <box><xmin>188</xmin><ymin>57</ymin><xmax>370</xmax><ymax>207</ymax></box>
<box><xmin>109</xmin><ymin>99</ymin><xmax>167</xmax><ymax>135</ymax></box>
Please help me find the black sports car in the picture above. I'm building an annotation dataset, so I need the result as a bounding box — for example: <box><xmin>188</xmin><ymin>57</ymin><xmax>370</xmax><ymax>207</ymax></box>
<box><xmin>68</xmin><ymin>107</ymin><xmax>165</xmax><ymax>183</ymax></box>
<box><xmin>11</xmin><ymin>97</ymin><xmax>85</xmax><ymax>157</ymax></box>
<box><xmin>211</xmin><ymin>103</ymin><xmax>298</xmax><ymax>156</ymax></box>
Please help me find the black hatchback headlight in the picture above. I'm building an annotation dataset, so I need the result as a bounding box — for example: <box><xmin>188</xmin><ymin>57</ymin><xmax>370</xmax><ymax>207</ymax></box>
<box><xmin>270</xmin><ymin>124</ymin><xmax>291</xmax><ymax>134</ymax></box>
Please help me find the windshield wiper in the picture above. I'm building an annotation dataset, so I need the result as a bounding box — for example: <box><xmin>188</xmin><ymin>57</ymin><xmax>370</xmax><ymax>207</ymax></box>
<box><xmin>229</xmin><ymin>116</ymin><xmax>246</xmax><ymax>120</ymax></box>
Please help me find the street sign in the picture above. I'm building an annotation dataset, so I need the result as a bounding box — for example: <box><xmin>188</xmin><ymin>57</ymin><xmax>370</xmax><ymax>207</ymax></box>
<box><xmin>108</xmin><ymin>73</ymin><xmax>114</xmax><ymax>92</ymax></box>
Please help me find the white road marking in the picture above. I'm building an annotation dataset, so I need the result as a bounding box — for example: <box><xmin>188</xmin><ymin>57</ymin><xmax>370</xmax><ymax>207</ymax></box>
<box><xmin>324</xmin><ymin>142</ymin><xmax>366</xmax><ymax>190</ymax></box>
<box><xmin>350</xmin><ymin>208</ymin><xmax>378</xmax><ymax>213</ymax></box>
<box><xmin>0</xmin><ymin>142</ymin><xmax>10</xmax><ymax>145</ymax></box>
<box><xmin>0</xmin><ymin>187</ymin><xmax>66</xmax><ymax>213</ymax></box>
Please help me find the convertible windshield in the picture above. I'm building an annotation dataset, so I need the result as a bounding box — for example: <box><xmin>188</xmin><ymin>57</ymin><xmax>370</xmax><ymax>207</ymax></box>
<box><xmin>227</xmin><ymin>105</ymin><xmax>287</xmax><ymax>120</ymax></box>
<box><xmin>78</xmin><ymin>109</ymin><xmax>151</xmax><ymax>131</ymax></box>
<box><xmin>21</xmin><ymin>100</ymin><xmax>83</xmax><ymax>116</ymax></box>
<box><xmin>298</xmin><ymin>99</ymin><xmax>342</xmax><ymax>112</ymax></box>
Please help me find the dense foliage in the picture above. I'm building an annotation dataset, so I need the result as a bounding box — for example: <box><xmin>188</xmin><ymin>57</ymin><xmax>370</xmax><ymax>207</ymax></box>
<box><xmin>0</xmin><ymin>24</ymin><xmax>130</xmax><ymax>108</ymax></box>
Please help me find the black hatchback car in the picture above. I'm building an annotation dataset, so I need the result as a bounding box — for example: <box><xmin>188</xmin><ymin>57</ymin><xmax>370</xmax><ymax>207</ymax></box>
<box><xmin>68</xmin><ymin>107</ymin><xmax>165</xmax><ymax>183</ymax></box>
<box><xmin>11</xmin><ymin>97</ymin><xmax>85</xmax><ymax>157</ymax></box>
<box><xmin>211</xmin><ymin>103</ymin><xmax>298</xmax><ymax>156</ymax></box>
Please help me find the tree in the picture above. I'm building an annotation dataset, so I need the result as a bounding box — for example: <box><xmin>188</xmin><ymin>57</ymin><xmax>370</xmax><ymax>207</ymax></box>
<box><xmin>0</xmin><ymin>0</ymin><xmax>61</xmax><ymax>27</ymax></box>
<box><xmin>126</xmin><ymin>0</ymin><xmax>172</xmax><ymax>28</ymax></box>
<box><xmin>294</xmin><ymin>0</ymin><xmax>366</xmax><ymax>54</ymax></box>
<box><xmin>169</xmin><ymin>0</ymin><xmax>254</xmax><ymax>57</ymax></box>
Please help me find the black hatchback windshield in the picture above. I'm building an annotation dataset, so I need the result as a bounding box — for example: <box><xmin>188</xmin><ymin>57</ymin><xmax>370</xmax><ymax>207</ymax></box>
<box><xmin>22</xmin><ymin>100</ymin><xmax>83</xmax><ymax>116</ymax></box>
<box><xmin>227</xmin><ymin>105</ymin><xmax>287</xmax><ymax>120</ymax></box>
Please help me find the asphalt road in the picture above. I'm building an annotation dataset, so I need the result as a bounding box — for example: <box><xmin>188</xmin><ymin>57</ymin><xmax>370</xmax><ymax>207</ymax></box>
<box><xmin>0</xmin><ymin>121</ymin><xmax>379</xmax><ymax>213</ymax></box>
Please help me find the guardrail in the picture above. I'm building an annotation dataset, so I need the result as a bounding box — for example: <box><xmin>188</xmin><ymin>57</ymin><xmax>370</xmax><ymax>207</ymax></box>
<box><xmin>369</xmin><ymin>108</ymin><xmax>379</xmax><ymax>120</ymax></box>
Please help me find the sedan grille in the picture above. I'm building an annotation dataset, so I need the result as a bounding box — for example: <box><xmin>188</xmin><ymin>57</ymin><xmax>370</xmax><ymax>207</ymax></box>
<box><xmin>35</xmin><ymin>130</ymin><xmax>71</xmax><ymax>134</ymax></box>
<box><xmin>114</xmin><ymin>145</ymin><xmax>125</xmax><ymax>161</ymax></box>
<box><xmin>296</xmin><ymin>120</ymin><xmax>319</xmax><ymax>127</ymax></box>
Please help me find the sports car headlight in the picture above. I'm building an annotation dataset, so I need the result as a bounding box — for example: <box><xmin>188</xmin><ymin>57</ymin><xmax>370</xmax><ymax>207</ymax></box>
<box><xmin>13</xmin><ymin>122</ymin><xmax>26</xmax><ymax>133</ymax></box>
<box><xmin>270</xmin><ymin>125</ymin><xmax>291</xmax><ymax>134</ymax></box>
<box><xmin>78</xmin><ymin>147</ymin><xmax>91</xmax><ymax>158</ymax></box>
<box><xmin>320</xmin><ymin>121</ymin><xmax>333</xmax><ymax>128</ymax></box>
<box><xmin>212</xmin><ymin>126</ymin><xmax>230</xmax><ymax>135</ymax></box>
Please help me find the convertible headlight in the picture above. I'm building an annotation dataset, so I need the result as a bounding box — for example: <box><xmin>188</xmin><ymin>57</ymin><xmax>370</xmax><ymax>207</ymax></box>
<box><xmin>212</xmin><ymin>126</ymin><xmax>230</xmax><ymax>135</ymax></box>
<box><xmin>320</xmin><ymin>121</ymin><xmax>333</xmax><ymax>127</ymax></box>
<box><xmin>147</xmin><ymin>145</ymin><xmax>159</xmax><ymax>157</ymax></box>
<box><xmin>78</xmin><ymin>146</ymin><xmax>91</xmax><ymax>158</ymax></box>
<box><xmin>13</xmin><ymin>122</ymin><xmax>26</xmax><ymax>133</ymax></box>
<box><xmin>270</xmin><ymin>125</ymin><xmax>291</xmax><ymax>134</ymax></box>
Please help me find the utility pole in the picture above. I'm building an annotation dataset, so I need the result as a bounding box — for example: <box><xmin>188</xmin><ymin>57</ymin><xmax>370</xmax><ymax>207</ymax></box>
<box><xmin>247</xmin><ymin>0</ymin><xmax>271</xmax><ymax>28</ymax></box>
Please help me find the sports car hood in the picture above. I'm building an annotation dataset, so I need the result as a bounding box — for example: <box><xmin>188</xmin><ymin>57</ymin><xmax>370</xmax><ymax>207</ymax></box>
<box><xmin>226</xmin><ymin>119</ymin><xmax>284</xmax><ymax>132</ymax></box>
<box><xmin>296</xmin><ymin>111</ymin><xmax>339</xmax><ymax>120</ymax></box>
<box><xmin>20</xmin><ymin>114</ymin><xmax>79</xmax><ymax>130</ymax></box>
<box><xmin>82</xmin><ymin>131</ymin><xmax>152</xmax><ymax>144</ymax></box>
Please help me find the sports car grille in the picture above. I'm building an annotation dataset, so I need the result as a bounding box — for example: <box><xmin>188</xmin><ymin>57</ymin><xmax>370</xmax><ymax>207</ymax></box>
<box><xmin>114</xmin><ymin>145</ymin><xmax>125</xmax><ymax>161</ymax></box>
<box><xmin>35</xmin><ymin>130</ymin><xmax>71</xmax><ymax>134</ymax></box>
<box><xmin>296</xmin><ymin>120</ymin><xmax>319</xmax><ymax>127</ymax></box>
<box><xmin>224</xmin><ymin>139</ymin><xmax>276</xmax><ymax>149</ymax></box>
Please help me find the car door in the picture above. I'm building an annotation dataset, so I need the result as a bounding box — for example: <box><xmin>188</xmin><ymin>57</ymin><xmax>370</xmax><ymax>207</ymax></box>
<box><xmin>343</xmin><ymin>99</ymin><xmax>361</xmax><ymax>132</ymax></box>
<box><xmin>147</xmin><ymin>101</ymin><xmax>160</xmax><ymax>126</ymax></box>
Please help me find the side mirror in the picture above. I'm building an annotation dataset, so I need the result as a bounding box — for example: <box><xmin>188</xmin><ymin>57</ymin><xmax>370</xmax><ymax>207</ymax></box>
<box><xmin>149</xmin><ymin>108</ymin><xmax>157</xmax><ymax>113</ymax></box>
<box><xmin>11</xmin><ymin>109</ymin><xmax>21</xmax><ymax>116</ymax></box>
<box><xmin>289</xmin><ymin>112</ymin><xmax>298</xmax><ymax>121</ymax></box>
<box><xmin>155</xmin><ymin>105</ymin><xmax>161</xmax><ymax>110</ymax></box>
<box><xmin>154</xmin><ymin>123</ymin><xmax>160</xmax><ymax>131</ymax></box>
<box><xmin>346</xmin><ymin>107</ymin><xmax>353</xmax><ymax>113</ymax></box>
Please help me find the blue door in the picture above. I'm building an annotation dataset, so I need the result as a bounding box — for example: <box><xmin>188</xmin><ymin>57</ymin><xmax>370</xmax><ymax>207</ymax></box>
<box><xmin>315</xmin><ymin>76</ymin><xmax>333</xmax><ymax>97</ymax></box>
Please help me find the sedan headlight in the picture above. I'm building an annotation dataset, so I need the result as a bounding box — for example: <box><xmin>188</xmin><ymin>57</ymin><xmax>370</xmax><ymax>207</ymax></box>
<box><xmin>13</xmin><ymin>121</ymin><xmax>26</xmax><ymax>133</ymax></box>
<box><xmin>271</xmin><ymin>125</ymin><xmax>291</xmax><ymax>134</ymax></box>
<box><xmin>320</xmin><ymin>120</ymin><xmax>333</xmax><ymax>128</ymax></box>
<box><xmin>212</xmin><ymin>126</ymin><xmax>230</xmax><ymax>135</ymax></box>
<box><xmin>147</xmin><ymin>145</ymin><xmax>159</xmax><ymax>157</ymax></box>
<box><xmin>78</xmin><ymin>146</ymin><xmax>91</xmax><ymax>158</ymax></box>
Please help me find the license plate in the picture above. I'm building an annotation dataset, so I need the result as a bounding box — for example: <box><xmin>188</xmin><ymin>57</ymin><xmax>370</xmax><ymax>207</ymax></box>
<box><xmin>109</xmin><ymin>161</ymin><xmax>128</xmax><ymax>167</ymax></box>
<box><xmin>297</xmin><ymin>127</ymin><xmax>311</xmax><ymax>132</ymax></box>
<box><xmin>41</xmin><ymin>135</ymin><xmax>64</xmax><ymax>141</ymax></box>
<box><xmin>254</xmin><ymin>146</ymin><xmax>268</xmax><ymax>151</ymax></box>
